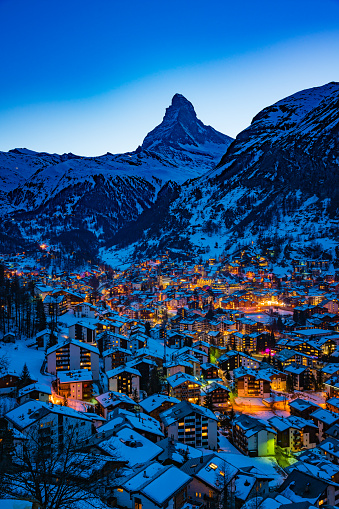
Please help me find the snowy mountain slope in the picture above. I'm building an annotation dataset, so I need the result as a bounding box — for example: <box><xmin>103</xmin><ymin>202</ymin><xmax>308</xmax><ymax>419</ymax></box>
<box><xmin>107</xmin><ymin>82</ymin><xmax>339</xmax><ymax>263</ymax></box>
<box><xmin>0</xmin><ymin>94</ymin><xmax>232</xmax><ymax>253</ymax></box>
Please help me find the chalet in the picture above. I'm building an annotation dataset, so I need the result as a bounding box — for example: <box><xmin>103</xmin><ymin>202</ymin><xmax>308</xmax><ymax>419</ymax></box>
<box><xmin>159</xmin><ymin>400</ymin><xmax>218</xmax><ymax>450</ymax></box>
<box><xmin>95</xmin><ymin>390</ymin><xmax>135</xmax><ymax>418</ymax></box>
<box><xmin>327</xmin><ymin>397</ymin><xmax>339</xmax><ymax>414</ymax></box>
<box><xmin>289</xmin><ymin>398</ymin><xmax>320</xmax><ymax>420</ymax></box>
<box><xmin>166</xmin><ymin>372</ymin><xmax>202</xmax><ymax>404</ymax></box>
<box><xmin>0</xmin><ymin>371</ymin><xmax>20</xmax><ymax>394</ymax></box>
<box><xmin>233</xmin><ymin>366</ymin><xmax>286</xmax><ymax>398</ymax></box>
<box><xmin>43</xmin><ymin>294</ymin><xmax>67</xmax><ymax>317</ymax></box>
<box><xmin>268</xmin><ymin>415</ymin><xmax>318</xmax><ymax>452</ymax></box>
<box><xmin>103</xmin><ymin>347</ymin><xmax>133</xmax><ymax>372</ymax></box>
<box><xmin>180</xmin><ymin>454</ymin><xmax>238</xmax><ymax>509</ymax></box>
<box><xmin>164</xmin><ymin>360</ymin><xmax>193</xmax><ymax>378</ymax></box>
<box><xmin>2</xmin><ymin>332</ymin><xmax>16</xmax><ymax>343</ymax></box>
<box><xmin>73</xmin><ymin>302</ymin><xmax>96</xmax><ymax>319</ymax></box>
<box><xmin>311</xmin><ymin>408</ymin><xmax>339</xmax><ymax>442</ymax></box>
<box><xmin>36</xmin><ymin>329</ymin><xmax>51</xmax><ymax>349</ymax></box>
<box><xmin>324</xmin><ymin>375</ymin><xmax>339</xmax><ymax>398</ymax></box>
<box><xmin>232</xmin><ymin>414</ymin><xmax>276</xmax><ymax>457</ymax></box>
<box><xmin>57</xmin><ymin>369</ymin><xmax>93</xmax><ymax>401</ymax></box>
<box><xmin>113</xmin><ymin>461</ymin><xmax>192</xmax><ymax>509</ymax></box>
<box><xmin>279</xmin><ymin>469</ymin><xmax>338</xmax><ymax>507</ymax></box>
<box><xmin>201</xmin><ymin>382</ymin><xmax>230</xmax><ymax>408</ymax></box>
<box><xmin>5</xmin><ymin>400</ymin><xmax>92</xmax><ymax>456</ymax></box>
<box><xmin>139</xmin><ymin>394</ymin><xmax>181</xmax><ymax>421</ymax></box>
<box><xmin>106</xmin><ymin>365</ymin><xmax>140</xmax><ymax>398</ymax></box>
<box><xmin>200</xmin><ymin>362</ymin><xmax>219</xmax><ymax>380</ymax></box>
<box><xmin>284</xmin><ymin>363</ymin><xmax>311</xmax><ymax>391</ymax></box>
<box><xmin>46</xmin><ymin>339</ymin><xmax>100</xmax><ymax>380</ymax></box>
<box><xmin>17</xmin><ymin>383</ymin><xmax>51</xmax><ymax>405</ymax></box>
<box><xmin>69</xmin><ymin>320</ymin><xmax>96</xmax><ymax>344</ymax></box>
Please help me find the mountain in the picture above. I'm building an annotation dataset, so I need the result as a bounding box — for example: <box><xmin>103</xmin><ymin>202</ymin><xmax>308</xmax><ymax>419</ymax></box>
<box><xmin>108</xmin><ymin>82</ymin><xmax>339</xmax><ymax>265</ymax></box>
<box><xmin>0</xmin><ymin>95</ymin><xmax>232</xmax><ymax>258</ymax></box>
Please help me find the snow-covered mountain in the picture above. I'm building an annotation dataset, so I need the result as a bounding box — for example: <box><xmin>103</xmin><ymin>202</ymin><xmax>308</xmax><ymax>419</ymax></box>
<box><xmin>0</xmin><ymin>95</ymin><xmax>232</xmax><ymax>254</ymax></box>
<box><xmin>108</xmin><ymin>82</ymin><xmax>339</xmax><ymax>265</ymax></box>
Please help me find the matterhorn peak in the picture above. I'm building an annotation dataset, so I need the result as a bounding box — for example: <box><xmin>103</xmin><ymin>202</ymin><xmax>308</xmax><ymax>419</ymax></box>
<box><xmin>141</xmin><ymin>94</ymin><xmax>231</xmax><ymax>151</ymax></box>
<box><xmin>170</xmin><ymin>93</ymin><xmax>195</xmax><ymax>111</ymax></box>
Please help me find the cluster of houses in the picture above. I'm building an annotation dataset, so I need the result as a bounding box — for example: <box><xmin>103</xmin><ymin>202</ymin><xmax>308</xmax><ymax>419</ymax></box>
<box><xmin>1</xmin><ymin>251</ymin><xmax>339</xmax><ymax>508</ymax></box>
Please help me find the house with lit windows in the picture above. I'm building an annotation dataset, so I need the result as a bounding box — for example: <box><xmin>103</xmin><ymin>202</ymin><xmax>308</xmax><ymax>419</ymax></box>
<box><xmin>268</xmin><ymin>415</ymin><xmax>318</xmax><ymax>452</ymax></box>
<box><xmin>159</xmin><ymin>400</ymin><xmax>218</xmax><ymax>450</ymax></box>
<box><xmin>201</xmin><ymin>382</ymin><xmax>230</xmax><ymax>408</ymax></box>
<box><xmin>180</xmin><ymin>454</ymin><xmax>238</xmax><ymax>508</ymax></box>
<box><xmin>5</xmin><ymin>400</ymin><xmax>93</xmax><ymax>457</ymax></box>
<box><xmin>46</xmin><ymin>339</ymin><xmax>100</xmax><ymax>379</ymax></box>
<box><xmin>106</xmin><ymin>365</ymin><xmax>140</xmax><ymax>398</ymax></box>
<box><xmin>166</xmin><ymin>372</ymin><xmax>202</xmax><ymax>403</ymax></box>
<box><xmin>113</xmin><ymin>461</ymin><xmax>192</xmax><ymax>509</ymax></box>
<box><xmin>233</xmin><ymin>365</ymin><xmax>286</xmax><ymax>398</ymax></box>
<box><xmin>232</xmin><ymin>414</ymin><xmax>276</xmax><ymax>456</ymax></box>
<box><xmin>103</xmin><ymin>347</ymin><xmax>133</xmax><ymax>372</ymax></box>
<box><xmin>56</xmin><ymin>369</ymin><xmax>94</xmax><ymax>401</ymax></box>
<box><xmin>69</xmin><ymin>320</ymin><xmax>97</xmax><ymax>344</ymax></box>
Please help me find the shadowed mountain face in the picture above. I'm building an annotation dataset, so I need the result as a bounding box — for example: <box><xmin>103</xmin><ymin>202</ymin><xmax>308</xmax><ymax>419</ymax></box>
<box><xmin>109</xmin><ymin>82</ymin><xmax>339</xmax><ymax>264</ymax></box>
<box><xmin>0</xmin><ymin>95</ymin><xmax>232</xmax><ymax>257</ymax></box>
<box><xmin>142</xmin><ymin>93</ymin><xmax>230</xmax><ymax>151</ymax></box>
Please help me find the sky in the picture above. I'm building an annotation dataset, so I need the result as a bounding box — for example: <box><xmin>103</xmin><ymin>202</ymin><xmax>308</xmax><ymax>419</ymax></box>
<box><xmin>1</xmin><ymin>0</ymin><xmax>339</xmax><ymax>156</ymax></box>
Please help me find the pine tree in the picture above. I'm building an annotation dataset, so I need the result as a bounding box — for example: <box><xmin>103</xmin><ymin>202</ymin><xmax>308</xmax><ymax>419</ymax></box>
<box><xmin>36</xmin><ymin>296</ymin><xmax>46</xmax><ymax>332</ymax></box>
<box><xmin>18</xmin><ymin>363</ymin><xmax>33</xmax><ymax>390</ymax></box>
<box><xmin>132</xmin><ymin>388</ymin><xmax>139</xmax><ymax>403</ymax></box>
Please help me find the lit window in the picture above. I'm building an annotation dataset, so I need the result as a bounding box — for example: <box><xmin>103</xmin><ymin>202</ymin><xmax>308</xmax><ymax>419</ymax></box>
<box><xmin>209</xmin><ymin>463</ymin><xmax>217</xmax><ymax>470</ymax></box>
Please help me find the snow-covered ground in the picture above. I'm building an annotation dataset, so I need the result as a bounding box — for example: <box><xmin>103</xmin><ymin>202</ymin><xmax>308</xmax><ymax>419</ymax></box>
<box><xmin>0</xmin><ymin>339</ymin><xmax>53</xmax><ymax>385</ymax></box>
<box><xmin>217</xmin><ymin>451</ymin><xmax>286</xmax><ymax>489</ymax></box>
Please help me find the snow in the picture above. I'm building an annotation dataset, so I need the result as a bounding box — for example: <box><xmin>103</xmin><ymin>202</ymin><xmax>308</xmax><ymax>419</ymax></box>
<box><xmin>218</xmin><ymin>433</ymin><xmax>242</xmax><ymax>454</ymax></box>
<box><xmin>217</xmin><ymin>452</ymin><xmax>285</xmax><ymax>489</ymax></box>
<box><xmin>100</xmin><ymin>428</ymin><xmax>162</xmax><ymax>467</ymax></box>
<box><xmin>142</xmin><ymin>465</ymin><xmax>191</xmax><ymax>504</ymax></box>
<box><xmin>1</xmin><ymin>501</ymin><xmax>33</xmax><ymax>509</ymax></box>
<box><xmin>0</xmin><ymin>339</ymin><xmax>53</xmax><ymax>385</ymax></box>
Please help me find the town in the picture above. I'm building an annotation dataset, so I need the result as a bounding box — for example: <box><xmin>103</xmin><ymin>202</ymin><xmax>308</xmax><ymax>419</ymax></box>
<box><xmin>1</xmin><ymin>247</ymin><xmax>339</xmax><ymax>509</ymax></box>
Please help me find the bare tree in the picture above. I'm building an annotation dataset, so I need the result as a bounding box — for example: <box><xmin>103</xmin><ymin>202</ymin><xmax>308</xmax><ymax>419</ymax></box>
<box><xmin>0</xmin><ymin>424</ymin><xmax>118</xmax><ymax>509</ymax></box>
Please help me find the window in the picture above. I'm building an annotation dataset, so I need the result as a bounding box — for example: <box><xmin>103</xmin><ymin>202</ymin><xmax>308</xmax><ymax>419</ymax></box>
<box><xmin>135</xmin><ymin>498</ymin><xmax>142</xmax><ymax>509</ymax></box>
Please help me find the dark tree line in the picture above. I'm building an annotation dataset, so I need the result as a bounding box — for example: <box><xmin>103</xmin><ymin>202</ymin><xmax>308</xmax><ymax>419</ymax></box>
<box><xmin>0</xmin><ymin>265</ymin><xmax>46</xmax><ymax>338</ymax></box>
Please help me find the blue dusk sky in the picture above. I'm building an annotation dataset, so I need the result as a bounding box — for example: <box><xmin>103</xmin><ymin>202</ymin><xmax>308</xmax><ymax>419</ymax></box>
<box><xmin>1</xmin><ymin>0</ymin><xmax>339</xmax><ymax>156</ymax></box>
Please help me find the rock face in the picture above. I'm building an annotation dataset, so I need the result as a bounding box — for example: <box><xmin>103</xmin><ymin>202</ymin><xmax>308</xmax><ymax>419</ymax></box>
<box><xmin>109</xmin><ymin>82</ymin><xmax>339</xmax><ymax>263</ymax></box>
<box><xmin>142</xmin><ymin>93</ymin><xmax>230</xmax><ymax>151</ymax></box>
<box><xmin>0</xmin><ymin>95</ymin><xmax>232</xmax><ymax>256</ymax></box>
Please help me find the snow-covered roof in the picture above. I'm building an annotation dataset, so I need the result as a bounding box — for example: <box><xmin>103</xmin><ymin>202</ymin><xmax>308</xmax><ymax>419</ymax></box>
<box><xmin>58</xmin><ymin>369</ymin><xmax>93</xmax><ymax>383</ymax></box>
<box><xmin>99</xmin><ymin>408</ymin><xmax>164</xmax><ymax>437</ymax></box>
<box><xmin>166</xmin><ymin>372</ymin><xmax>202</xmax><ymax>388</ymax></box>
<box><xmin>106</xmin><ymin>365</ymin><xmax>141</xmax><ymax>378</ymax></box>
<box><xmin>95</xmin><ymin>391</ymin><xmax>135</xmax><ymax>409</ymax></box>
<box><xmin>47</xmin><ymin>338</ymin><xmax>99</xmax><ymax>355</ymax></box>
<box><xmin>5</xmin><ymin>400</ymin><xmax>92</xmax><ymax>430</ymax></box>
<box><xmin>139</xmin><ymin>394</ymin><xmax>180</xmax><ymax>413</ymax></box>
<box><xmin>160</xmin><ymin>400</ymin><xmax>217</xmax><ymax>426</ymax></box>
<box><xmin>18</xmin><ymin>383</ymin><xmax>52</xmax><ymax>397</ymax></box>
<box><xmin>141</xmin><ymin>464</ymin><xmax>192</xmax><ymax>505</ymax></box>
<box><xmin>99</xmin><ymin>427</ymin><xmax>162</xmax><ymax>467</ymax></box>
